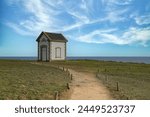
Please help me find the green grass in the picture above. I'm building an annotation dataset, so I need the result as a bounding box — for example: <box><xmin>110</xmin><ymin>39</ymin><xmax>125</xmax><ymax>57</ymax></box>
<box><xmin>49</xmin><ymin>60</ymin><xmax>150</xmax><ymax>100</ymax></box>
<box><xmin>1</xmin><ymin>59</ymin><xmax>150</xmax><ymax>100</ymax></box>
<box><xmin>0</xmin><ymin>60</ymin><xmax>70</xmax><ymax>100</ymax></box>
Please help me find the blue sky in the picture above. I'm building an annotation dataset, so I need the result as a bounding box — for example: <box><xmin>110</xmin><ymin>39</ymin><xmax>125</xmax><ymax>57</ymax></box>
<box><xmin>0</xmin><ymin>0</ymin><xmax>150</xmax><ymax>57</ymax></box>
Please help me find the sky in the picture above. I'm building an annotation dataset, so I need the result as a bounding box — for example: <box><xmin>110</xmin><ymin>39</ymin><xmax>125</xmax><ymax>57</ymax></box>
<box><xmin>0</xmin><ymin>0</ymin><xmax>150</xmax><ymax>57</ymax></box>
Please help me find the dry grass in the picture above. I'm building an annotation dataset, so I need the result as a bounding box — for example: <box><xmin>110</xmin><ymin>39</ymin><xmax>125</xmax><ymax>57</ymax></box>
<box><xmin>0</xmin><ymin>60</ymin><xmax>70</xmax><ymax>100</ymax></box>
<box><xmin>1</xmin><ymin>59</ymin><xmax>150</xmax><ymax>100</ymax></box>
<box><xmin>50</xmin><ymin>60</ymin><xmax>150</xmax><ymax>100</ymax></box>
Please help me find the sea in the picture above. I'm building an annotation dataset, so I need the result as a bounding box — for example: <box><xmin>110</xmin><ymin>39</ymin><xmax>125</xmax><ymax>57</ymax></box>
<box><xmin>0</xmin><ymin>56</ymin><xmax>150</xmax><ymax>64</ymax></box>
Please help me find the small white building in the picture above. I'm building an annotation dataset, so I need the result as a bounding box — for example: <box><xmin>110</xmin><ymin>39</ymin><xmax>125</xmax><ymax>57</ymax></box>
<box><xmin>36</xmin><ymin>31</ymin><xmax>68</xmax><ymax>61</ymax></box>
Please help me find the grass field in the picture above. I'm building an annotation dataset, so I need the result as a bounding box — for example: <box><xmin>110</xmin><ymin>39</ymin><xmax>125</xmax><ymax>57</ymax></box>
<box><xmin>0</xmin><ymin>60</ymin><xmax>70</xmax><ymax>100</ymax></box>
<box><xmin>49</xmin><ymin>60</ymin><xmax>150</xmax><ymax>100</ymax></box>
<box><xmin>0</xmin><ymin>60</ymin><xmax>150</xmax><ymax>100</ymax></box>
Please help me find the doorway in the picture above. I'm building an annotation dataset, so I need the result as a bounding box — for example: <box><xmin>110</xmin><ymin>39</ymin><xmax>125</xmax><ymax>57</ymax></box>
<box><xmin>41</xmin><ymin>46</ymin><xmax>47</xmax><ymax>61</ymax></box>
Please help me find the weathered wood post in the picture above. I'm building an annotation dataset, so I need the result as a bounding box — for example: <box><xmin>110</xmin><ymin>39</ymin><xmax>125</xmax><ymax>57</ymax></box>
<box><xmin>70</xmin><ymin>74</ymin><xmax>73</xmax><ymax>80</ymax></box>
<box><xmin>54</xmin><ymin>91</ymin><xmax>59</xmax><ymax>100</ymax></box>
<box><xmin>67</xmin><ymin>83</ymin><xmax>70</xmax><ymax>89</ymax></box>
<box><xmin>116</xmin><ymin>82</ymin><xmax>119</xmax><ymax>91</ymax></box>
<box><xmin>66</xmin><ymin>69</ymin><xmax>70</xmax><ymax>76</ymax></box>
<box><xmin>68</xmin><ymin>71</ymin><xmax>70</xmax><ymax>76</ymax></box>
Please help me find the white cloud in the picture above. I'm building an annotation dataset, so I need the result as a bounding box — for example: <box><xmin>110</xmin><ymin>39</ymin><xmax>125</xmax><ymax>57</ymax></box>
<box><xmin>63</xmin><ymin>6</ymin><xmax>129</xmax><ymax>31</ymax></box>
<box><xmin>134</xmin><ymin>15</ymin><xmax>150</xmax><ymax>25</ymax></box>
<box><xmin>105</xmin><ymin>8</ymin><xmax>128</xmax><ymax>23</ymax></box>
<box><xmin>67</xmin><ymin>11</ymin><xmax>90</xmax><ymax>23</ymax></box>
<box><xmin>6</xmin><ymin>0</ymin><xmax>130</xmax><ymax>35</ymax></box>
<box><xmin>77</xmin><ymin>27</ymin><xmax>150</xmax><ymax>46</ymax></box>
<box><xmin>5</xmin><ymin>0</ymin><xmax>127</xmax><ymax>36</ymax></box>
<box><xmin>112</xmin><ymin>0</ymin><xmax>133</xmax><ymax>5</ymax></box>
<box><xmin>21</xmin><ymin>0</ymin><xmax>60</xmax><ymax>32</ymax></box>
<box><xmin>5</xmin><ymin>0</ymin><xmax>150</xmax><ymax>46</ymax></box>
<box><xmin>123</xmin><ymin>27</ymin><xmax>150</xmax><ymax>45</ymax></box>
<box><xmin>102</xmin><ymin>0</ymin><xmax>133</xmax><ymax>6</ymax></box>
<box><xmin>6</xmin><ymin>22</ymin><xmax>32</xmax><ymax>36</ymax></box>
<box><xmin>62</xmin><ymin>22</ymin><xmax>83</xmax><ymax>32</ymax></box>
<box><xmin>6</xmin><ymin>0</ymin><xmax>61</xmax><ymax>35</ymax></box>
<box><xmin>78</xmin><ymin>28</ymin><xmax>123</xmax><ymax>44</ymax></box>
<box><xmin>101</xmin><ymin>0</ymin><xmax>131</xmax><ymax>23</ymax></box>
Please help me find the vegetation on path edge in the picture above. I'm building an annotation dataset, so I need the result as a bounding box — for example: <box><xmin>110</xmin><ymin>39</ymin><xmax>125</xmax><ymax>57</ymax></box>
<box><xmin>50</xmin><ymin>60</ymin><xmax>150</xmax><ymax>100</ymax></box>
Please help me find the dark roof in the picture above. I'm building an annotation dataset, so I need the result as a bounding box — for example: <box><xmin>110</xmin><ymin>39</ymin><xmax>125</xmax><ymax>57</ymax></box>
<box><xmin>36</xmin><ymin>31</ymin><xmax>68</xmax><ymax>42</ymax></box>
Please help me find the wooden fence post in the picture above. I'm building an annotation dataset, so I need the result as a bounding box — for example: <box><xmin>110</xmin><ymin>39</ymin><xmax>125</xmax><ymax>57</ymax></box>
<box><xmin>54</xmin><ymin>91</ymin><xmax>59</xmax><ymax>100</ymax></box>
<box><xmin>67</xmin><ymin>83</ymin><xmax>70</xmax><ymax>89</ymax></box>
<box><xmin>70</xmin><ymin>74</ymin><xmax>73</xmax><ymax>80</ymax></box>
<box><xmin>116</xmin><ymin>82</ymin><xmax>119</xmax><ymax>91</ymax></box>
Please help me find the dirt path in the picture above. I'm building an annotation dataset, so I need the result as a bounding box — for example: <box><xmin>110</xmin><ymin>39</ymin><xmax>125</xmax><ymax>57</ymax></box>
<box><xmin>30</xmin><ymin>62</ymin><xmax>112</xmax><ymax>99</ymax></box>
<box><xmin>68</xmin><ymin>69</ymin><xmax>112</xmax><ymax>100</ymax></box>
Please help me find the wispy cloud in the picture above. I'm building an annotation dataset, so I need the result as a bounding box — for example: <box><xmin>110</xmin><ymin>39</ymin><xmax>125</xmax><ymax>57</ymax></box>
<box><xmin>77</xmin><ymin>28</ymin><xmax>125</xmax><ymax>44</ymax></box>
<box><xmin>6</xmin><ymin>22</ymin><xmax>32</xmax><ymax>36</ymax></box>
<box><xmin>4</xmin><ymin>0</ymin><xmax>150</xmax><ymax>46</ymax></box>
<box><xmin>101</xmin><ymin>0</ymin><xmax>132</xmax><ymax>23</ymax></box>
<box><xmin>134</xmin><ymin>15</ymin><xmax>150</xmax><ymax>25</ymax></box>
<box><xmin>77</xmin><ymin>27</ymin><xmax>150</xmax><ymax>46</ymax></box>
<box><xmin>6</xmin><ymin>0</ymin><xmax>60</xmax><ymax>35</ymax></box>
<box><xmin>6</xmin><ymin>0</ymin><xmax>130</xmax><ymax>34</ymax></box>
<box><xmin>123</xmin><ymin>27</ymin><xmax>150</xmax><ymax>46</ymax></box>
<box><xmin>105</xmin><ymin>8</ymin><xmax>129</xmax><ymax>23</ymax></box>
<box><xmin>104</xmin><ymin>0</ymin><xmax>133</xmax><ymax>5</ymax></box>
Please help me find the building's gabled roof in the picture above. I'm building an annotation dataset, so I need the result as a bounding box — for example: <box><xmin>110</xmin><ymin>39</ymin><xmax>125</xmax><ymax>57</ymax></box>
<box><xmin>36</xmin><ymin>31</ymin><xmax>68</xmax><ymax>42</ymax></box>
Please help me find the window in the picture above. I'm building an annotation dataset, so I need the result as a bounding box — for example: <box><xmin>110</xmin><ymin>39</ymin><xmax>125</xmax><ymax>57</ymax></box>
<box><xmin>55</xmin><ymin>47</ymin><xmax>61</xmax><ymax>58</ymax></box>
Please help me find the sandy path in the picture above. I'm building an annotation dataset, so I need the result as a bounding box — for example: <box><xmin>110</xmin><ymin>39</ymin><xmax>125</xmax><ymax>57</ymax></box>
<box><xmin>68</xmin><ymin>69</ymin><xmax>112</xmax><ymax>100</ymax></box>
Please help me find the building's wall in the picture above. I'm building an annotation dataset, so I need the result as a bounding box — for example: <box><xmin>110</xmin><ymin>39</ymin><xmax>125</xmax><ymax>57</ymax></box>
<box><xmin>38</xmin><ymin>34</ymin><xmax>66</xmax><ymax>61</ymax></box>
<box><xmin>38</xmin><ymin>34</ymin><xmax>49</xmax><ymax>61</ymax></box>
<box><xmin>51</xmin><ymin>42</ymin><xmax>66</xmax><ymax>60</ymax></box>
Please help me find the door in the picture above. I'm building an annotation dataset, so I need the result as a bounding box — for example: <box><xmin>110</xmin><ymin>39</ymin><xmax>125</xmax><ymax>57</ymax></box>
<box><xmin>41</xmin><ymin>47</ymin><xmax>47</xmax><ymax>61</ymax></box>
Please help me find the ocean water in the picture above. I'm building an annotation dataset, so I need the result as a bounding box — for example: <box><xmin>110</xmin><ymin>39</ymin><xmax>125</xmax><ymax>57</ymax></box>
<box><xmin>0</xmin><ymin>57</ymin><xmax>37</xmax><ymax>60</ymax></box>
<box><xmin>0</xmin><ymin>56</ymin><xmax>150</xmax><ymax>64</ymax></box>
<box><xmin>67</xmin><ymin>57</ymin><xmax>150</xmax><ymax>64</ymax></box>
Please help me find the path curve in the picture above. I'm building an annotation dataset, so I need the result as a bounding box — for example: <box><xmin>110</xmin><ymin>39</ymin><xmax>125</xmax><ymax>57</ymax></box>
<box><xmin>68</xmin><ymin>69</ymin><xmax>112</xmax><ymax>100</ymax></box>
